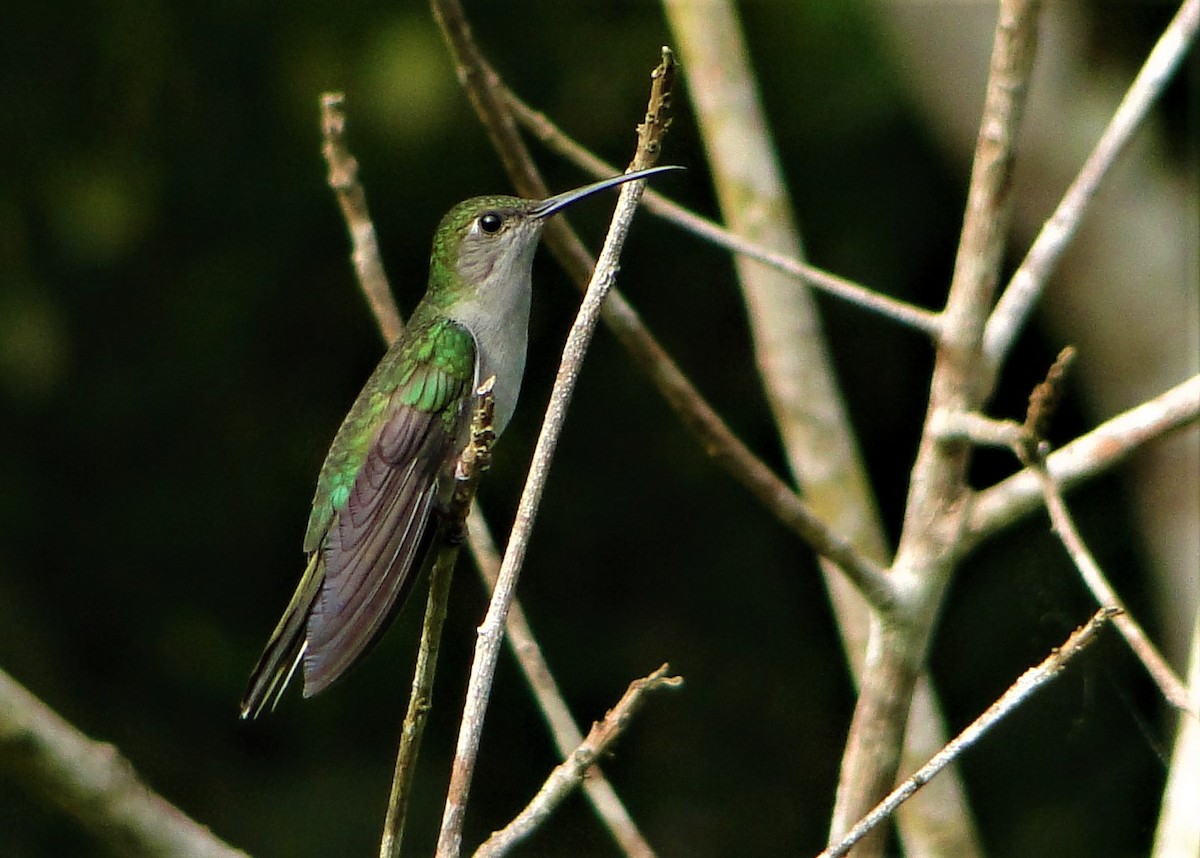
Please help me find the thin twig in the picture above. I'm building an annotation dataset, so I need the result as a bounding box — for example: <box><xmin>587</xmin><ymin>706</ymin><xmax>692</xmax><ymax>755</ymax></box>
<box><xmin>1007</xmin><ymin>353</ymin><xmax>1191</xmax><ymax>713</ymax></box>
<box><xmin>819</xmin><ymin>608</ymin><xmax>1120</xmax><ymax>858</ymax></box>
<box><xmin>320</xmin><ymin>93</ymin><xmax>403</xmax><ymax>343</ymax></box>
<box><xmin>429</xmin><ymin>0</ymin><xmax>890</xmax><ymax>610</ymax></box>
<box><xmin>380</xmin><ymin>381</ymin><xmax>498</xmax><ymax>858</ymax></box>
<box><xmin>1028</xmin><ymin>457</ymin><xmax>1193</xmax><ymax>714</ymax></box>
<box><xmin>473</xmin><ymin>666</ymin><xmax>684</xmax><ymax>858</ymax></box>
<box><xmin>506</xmin><ymin>93</ymin><xmax>942</xmax><ymax>337</ymax></box>
<box><xmin>935</xmin><ymin>358</ymin><xmax>1192</xmax><ymax>715</ymax></box>
<box><xmin>982</xmin><ymin>0</ymin><xmax>1200</xmax><ymax>374</ymax></box>
<box><xmin>0</xmin><ymin>667</ymin><xmax>249</xmax><ymax>858</ymax></box>
<box><xmin>965</xmin><ymin>375</ymin><xmax>1200</xmax><ymax>547</ymax></box>
<box><xmin>463</xmin><ymin>505</ymin><xmax>656</xmax><ymax>857</ymax></box>
<box><xmin>319</xmin><ymin>90</ymin><xmax>653</xmax><ymax>855</ymax></box>
<box><xmin>434</xmin><ymin>60</ymin><xmax>673</xmax><ymax>858</ymax></box>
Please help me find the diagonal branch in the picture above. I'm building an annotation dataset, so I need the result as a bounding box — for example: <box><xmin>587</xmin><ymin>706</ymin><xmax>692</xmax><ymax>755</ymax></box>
<box><xmin>321</xmin><ymin>92</ymin><xmax>403</xmax><ymax>344</ymax></box>
<box><xmin>428</xmin><ymin>0</ymin><xmax>890</xmax><ymax>610</ymax></box>
<box><xmin>0</xmin><ymin>667</ymin><xmax>248</xmax><ymax>858</ymax></box>
<box><xmin>462</xmin><ymin>505</ymin><xmax>656</xmax><ymax>857</ymax></box>
<box><xmin>319</xmin><ymin>91</ymin><xmax>654</xmax><ymax>856</ymax></box>
<box><xmin>434</xmin><ymin>86</ymin><xmax>669</xmax><ymax>857</ymax></box>
<box><xmin>820</xmin><ymin>608</ymin><xmax>1119</xmax><ymax>858</ymax></box>
<box><xmin>473</xmin><ymin>666</ymin><xmax>683</xmax><ymax>858</ymax></box>
<box><xmin>1027</xmin><ymin>455</ymin><xmax>1192</xmax><ymax>713</ymax></box>
<box><xmin>965</xmin><ymin>375</ymin><xmax>1200</xmax><ymax>547</ymax></box>
<box><xmin>982</xmin><ymin>0</ymin><xmax>1200</xmax><ymax>375</ymax></box>
<box><xmin>506</xmin><ymin>93</ymin><xmax>942</xmax><ymax>337</ymax></box>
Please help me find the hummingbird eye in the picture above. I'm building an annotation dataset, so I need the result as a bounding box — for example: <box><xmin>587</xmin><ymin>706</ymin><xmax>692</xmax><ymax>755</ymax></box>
<box><xmin>478</xmin><ymin>211</ymin><xmax>504</xmax><ymax>234</ymax></box>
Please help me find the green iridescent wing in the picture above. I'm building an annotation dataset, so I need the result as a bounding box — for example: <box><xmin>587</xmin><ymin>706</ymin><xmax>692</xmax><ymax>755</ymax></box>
<box><xmin>305</xmin><ymin>317</ymin><xmax>475</xmax><ymax>695</ymax></box>
<box><xmin>241</xmin><ymin>316</ymin><xmax>475</xmax><ymax>717</ymax></box>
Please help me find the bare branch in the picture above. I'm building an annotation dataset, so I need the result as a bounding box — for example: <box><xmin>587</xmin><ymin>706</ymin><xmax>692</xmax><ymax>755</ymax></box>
<box><xmin>820</xmin><ymin>608</ymin><xmax>1119</xmax><ymax>858</ymax></box>
<box><xmin>320</xmin><ymin>92</ymin><xmax>402</xmax><ymax>343</ymax></box>
<box><xmin>434</xmin><ymin>59</ymin><xmax>673</xmax><ymax>858</ymax></box>
<box><xmin>319</xmin><ymin>90</ymin><xmax>652</xmax><ymax>855</ymax></box>
<box><xmin>0</xmin><ymin>667</ymin><xmax>248</xmax><ymax>858</ymax></box>
<box><xmin>463</xmin><ymin>506</ymin><xmax>656</xmax><ymax>857</ymax></box>
<box><xmin>1003</xmin><ymin>353</ymin><xmax>1192</xmax><ymax>713</ymax></box>
<box><xmin>380</xmin><ymin>381</ymin><xmax>498</xmax><ymax>858</ymax></box>
<box><xmin>473</xmin><ymin>666</ymin><xmax>683</xmax><ymax>858</ymax></box>
<box><xmin>506</xmin><ymin>94</ymin><xmax>942</xmax><ymax>336</ymax></box>
<box><xmin>983</xmin><ymin>0</ymin><xmax>1200</xmax><ymax>373</ymax></box>
<box><xmin>1026</xmin><ymin>455</ymin><xmax>1192</xmax><ymax>713</ymax></box>
<box><xmin>966</xmin><ymin>375</ymin><xmax>1200</xmax><ymax>547</ymax></box>
<box><xmin>831</xmin><ymin>2</ymin><xmax>1042</xmax><ymax>852</ymax></box>
<box><xmin>1152</xmin><ymin>612</ymin><xmax>1200</xmax><ymax>858</ymax></box>
<box><xmin>929</xmin><ymin>409</ymin><xmax>1025</xmax><ymax>449</ymax></box>
<box><xmin>940</xmin><ymin>352</ymin><xmax>1193</xmax><ymax>714</ymax></box>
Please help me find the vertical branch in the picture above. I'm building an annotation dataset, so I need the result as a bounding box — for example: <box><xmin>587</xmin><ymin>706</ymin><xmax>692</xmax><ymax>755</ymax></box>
<box><xmin>379</xmin><ymin>540</ymin><xmax>461</xmax><ymax>858</ymax></box>
<box><xmin>831</xmin><ymin>2</ymin><xmax>1041</xmax><ymax>854</ymax></box>
<box><xmin>662</xmin><ymin>0</ymin><xmax>982</xmax><ymax>853</ymax></box>
<box><xmin>464</xmin><ymin>505</ymin><xmax>656</xmax><ymax>857</ymax></box>
<box><xmin>380</xmin><ymin>383</ymin><xmax>498</xmax><ymax>858</ymax></box>
<box><xmin>983</xmin><ymin>0</ymin><xmax>1200</xmax><ymax>374</ymax></box>
<box><xmin>1152</xmin><ymin>611</ymin><xmax>1200</xmax><ymax>858</ymax></box>
<box><xmin>320</xmin><ymin>91</ymin><xmax>653</xmax><ymax>855</ymax></box>
<box><xmin>435</xmin><ymin>63</ymin><xmax>673</xmax><ymax>855</ymax></box>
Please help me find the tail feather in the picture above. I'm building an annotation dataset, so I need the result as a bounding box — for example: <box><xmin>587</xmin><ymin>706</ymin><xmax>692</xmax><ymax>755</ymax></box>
<box><xmin>240</xmin><ymin>553</ymin><xmax>323</xmax><ymax>720</ymax></box>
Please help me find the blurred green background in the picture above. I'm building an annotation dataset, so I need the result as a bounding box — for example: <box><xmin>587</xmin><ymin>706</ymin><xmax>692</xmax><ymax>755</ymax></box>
<box><xmin>1</xmin><ymin>1</ymin><xmax>1194</xmax><ymax>855</ymax></box>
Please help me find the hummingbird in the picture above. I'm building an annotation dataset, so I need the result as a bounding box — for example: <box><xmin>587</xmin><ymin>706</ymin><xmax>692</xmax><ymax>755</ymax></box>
<box><xmin>241</xmin><ymin>165</ymin><xmax>680</xmax><ymax>719</ymax></box>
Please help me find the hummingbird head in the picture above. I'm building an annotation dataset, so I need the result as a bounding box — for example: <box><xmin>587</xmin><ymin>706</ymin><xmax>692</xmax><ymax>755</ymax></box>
<box><xmin>425</xmin><ymin>164</ymin><xmax>683</xmax><ymax>308</ymax></box>
<box><xmin>422</xmin><ymin>164</ymin><xmax>681</xmax><ymax>437</ymax></box>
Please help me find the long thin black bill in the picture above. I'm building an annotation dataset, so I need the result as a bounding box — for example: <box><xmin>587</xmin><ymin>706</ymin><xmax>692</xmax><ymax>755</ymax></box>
<box><xmin>530</xmin><ymin>165</ymin><xmax>683</xmax><ymax>220</ymax></box>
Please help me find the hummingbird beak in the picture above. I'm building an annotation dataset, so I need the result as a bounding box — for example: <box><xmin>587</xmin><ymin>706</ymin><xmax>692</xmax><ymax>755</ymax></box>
<box><xmin>530</xmin><ymin>165</ymin><xmax>683</xmax><ymax>220</ymax></box>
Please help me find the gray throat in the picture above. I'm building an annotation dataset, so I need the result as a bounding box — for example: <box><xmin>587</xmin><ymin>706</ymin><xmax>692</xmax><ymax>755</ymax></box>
<box><xmin>446</xmin><ymin>270</ymin><xmax>533</xmax><ymax>438</ymax></box>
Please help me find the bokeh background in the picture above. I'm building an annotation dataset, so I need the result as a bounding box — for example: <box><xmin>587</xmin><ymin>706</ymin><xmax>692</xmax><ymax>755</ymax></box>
<box><xmin>1</xmin><ymin>1</ymin><xmax>1196</xmax><ymax>855</ymax></box>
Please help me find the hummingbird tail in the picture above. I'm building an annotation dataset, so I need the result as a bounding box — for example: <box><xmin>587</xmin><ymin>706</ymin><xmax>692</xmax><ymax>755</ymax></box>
<box><xmin>240</xmin><ymin>552</ymin><xmax>323</xmax><ymax>720</ymax></box>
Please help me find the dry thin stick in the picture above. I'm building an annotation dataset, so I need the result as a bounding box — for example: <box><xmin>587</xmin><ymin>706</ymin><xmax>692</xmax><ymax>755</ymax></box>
<box><xmin>434</xmin><ymin>64</ymin><xmax>673</xmax><ymax>856</ymax></box>
<box><xmin>380</xmin><ymin>382</ymin><xmax>498</xmax><ymax>858</ymax></box>
<box><xmin>429</xmin><ymin>0</ymin><xmax>890</xmax><ymax>610</ymax></box>
<box><xmin>318</xmin><ymin>91</ymin><xmax>652</xmax><ymax>854</ymax></box>
<box><xmin>320</xmin><ymin>93</ymin><xmax>402</xmax><ymax>343</ymax></box>
<box><xmin>0</xmin><ymin>667</ymin><xmax>249</xmax><ymax>858</ymax></box>
<box><xmin>436</xmin><ymin>164</ymin><xmax>660</xmax><ymax>858</ymax></box>
<box><xmin>1011</xmin><ymin>353</ymin><xmax>1191</xmax><ymax>713</ymax></box>
<box><xmin>507</xmin><ymin>93</ymin><xmax>942</xmax><ymax>337</ymax></box>
<box><xmin>946</xmin><ymin>351</ymin><xmax>1193</xmax><ymax>714</ymax></box>
<box><xmin>463</xmin><ymin>504</ymin><xmax>655</xmax><ymax>857</ymax></box>
<box><xmin>819</xmin><ymin>608</ymin><xmax>1120</xmax><ymax>858</ymax></box>
<box><xmin>982</xmin><ymin>0</ymin><xmax>1200</xmax><ymax>373</ymax></box>
<box><xmin>831</xmin><ymin>3</ymin><xmax>1042</xmax><ymax>852</ymax></box>
<box><xmin>1029</xmin><ymin>458</ymin><xmax>1192</xmax><ymax>713</ymax></box>
<box><xmin>473</xmin><ymin>666</ymin><xmax>683</xmax><ymax>858</ymax></box>
<box><xmin>966</xmin><ymin>375</ymin><xmax>1200</xmax><ymax>547</ymax></box>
